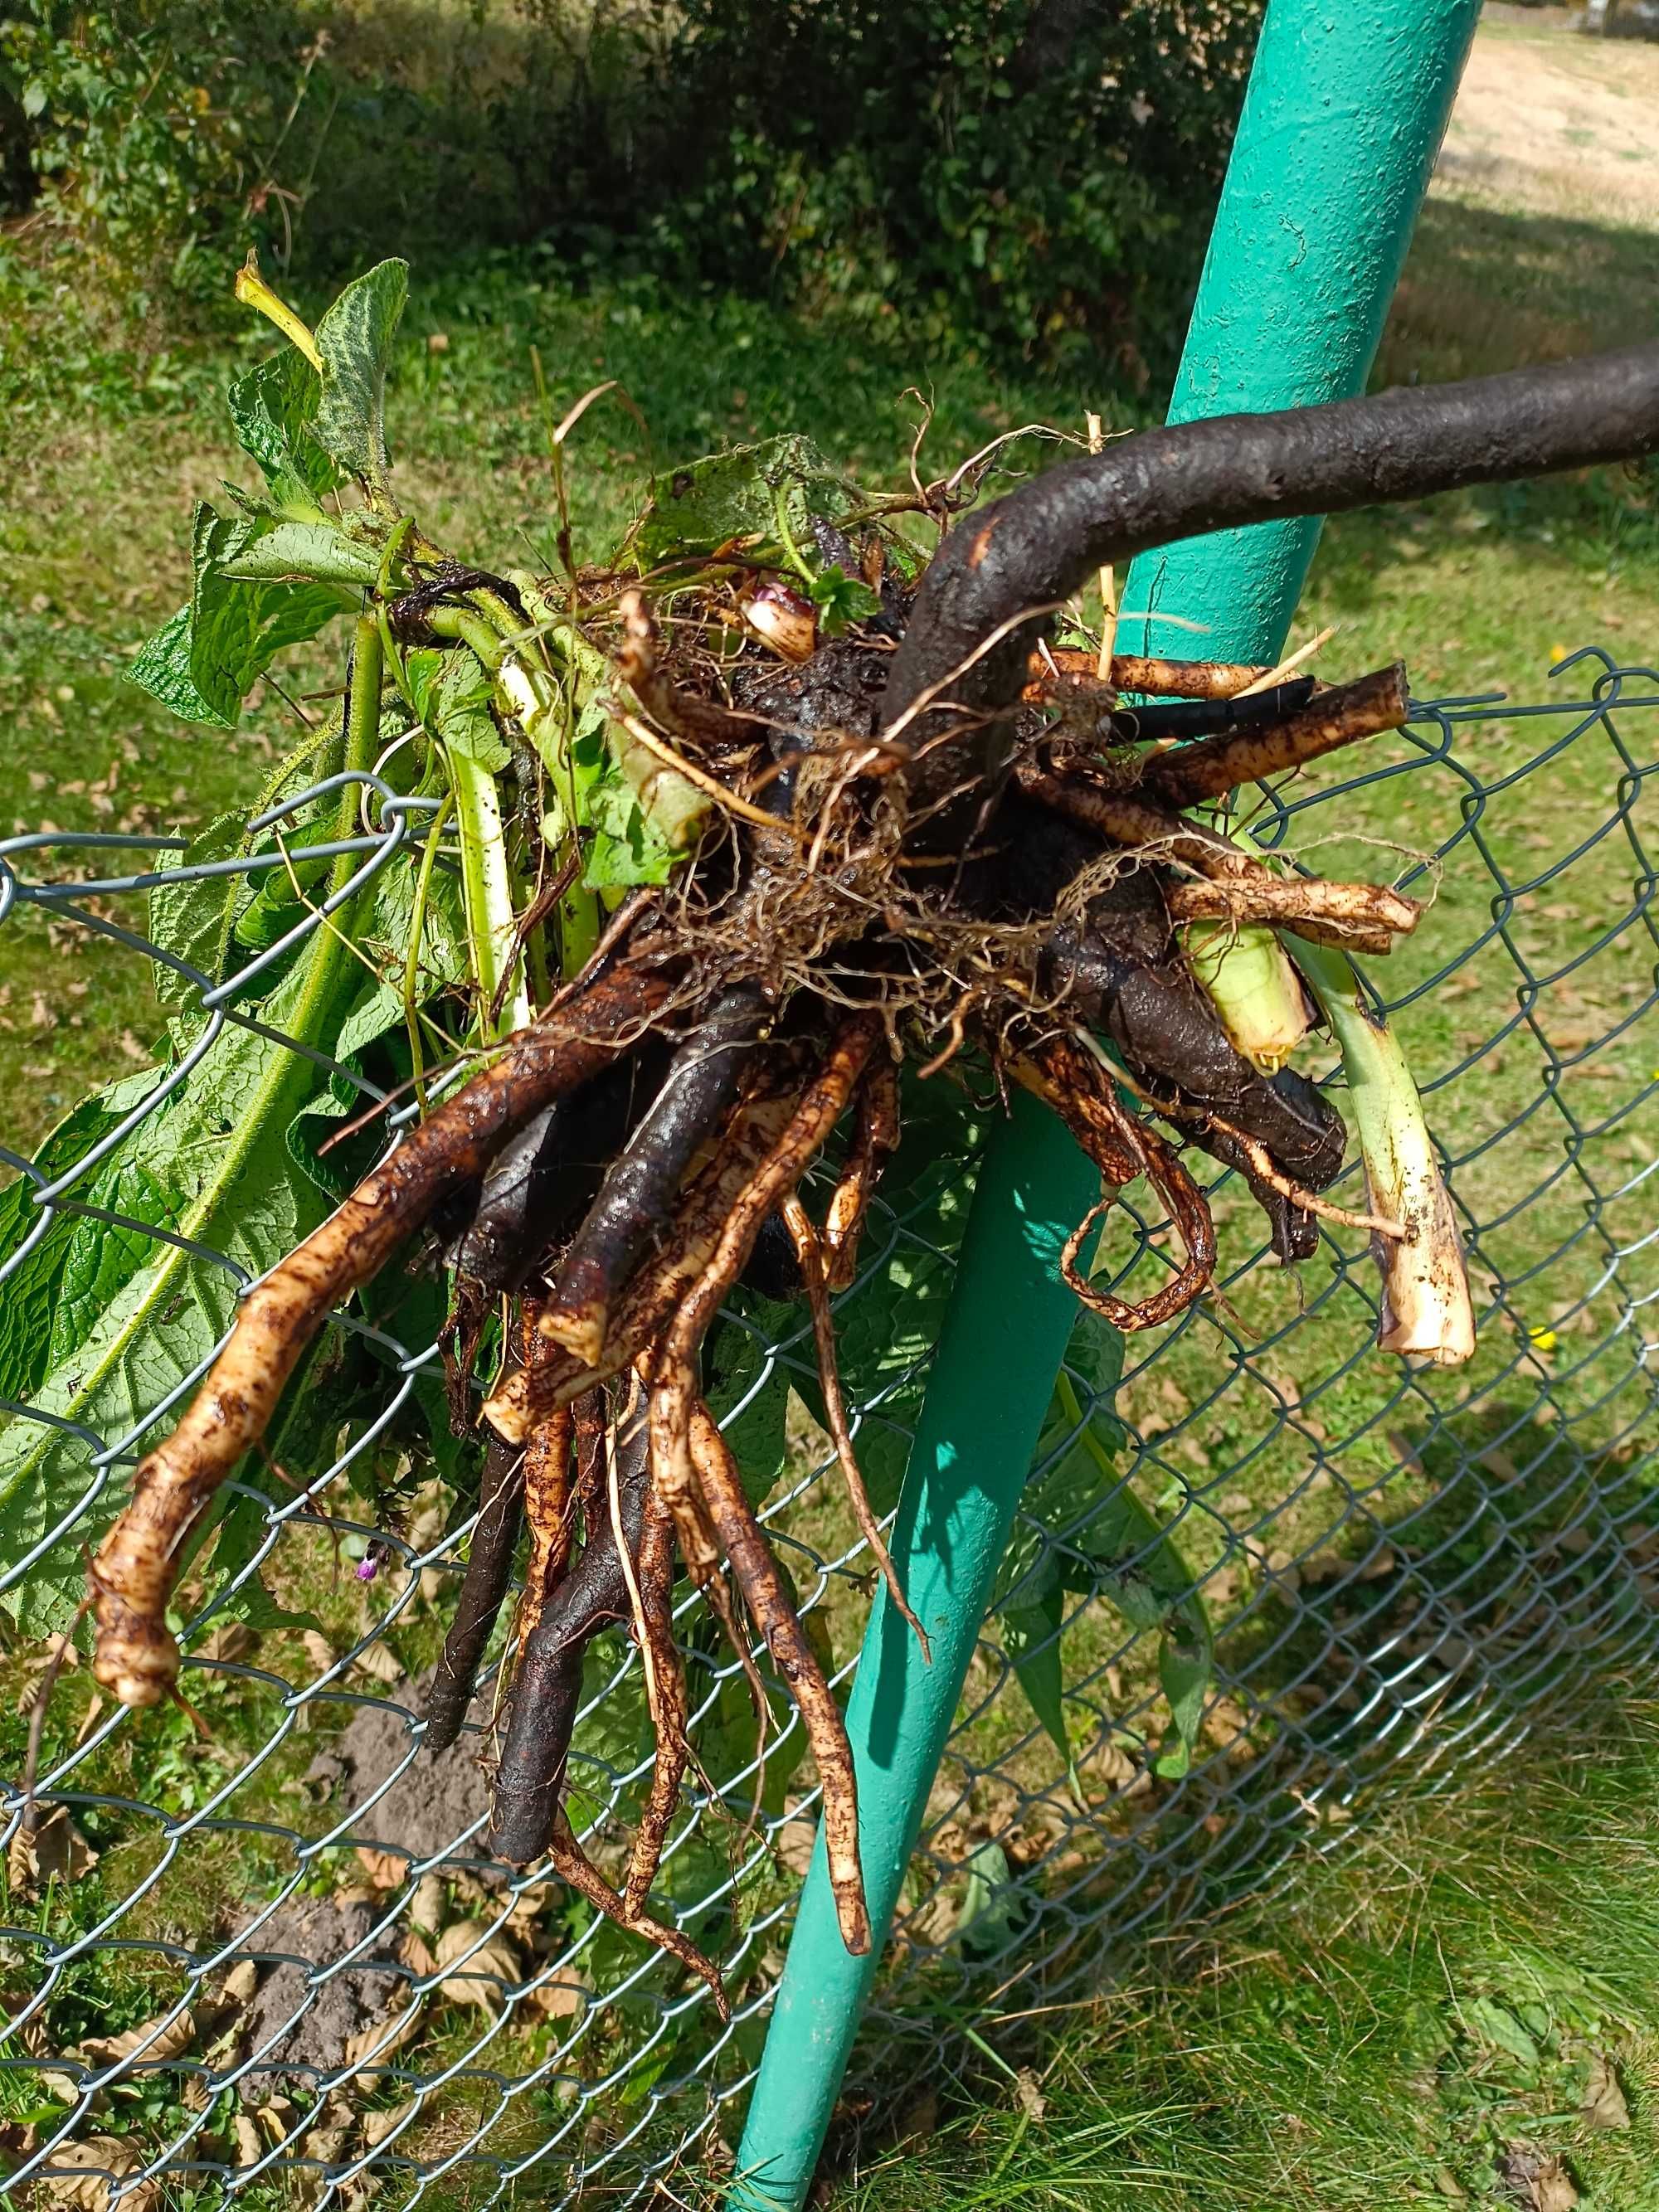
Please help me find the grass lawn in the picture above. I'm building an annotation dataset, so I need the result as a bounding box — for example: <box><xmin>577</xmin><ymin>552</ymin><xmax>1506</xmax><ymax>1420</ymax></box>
<box><xmin>1</xmin><ymin>10</ymin><xmax>1657</xmax><ymax>2210</ymax></box>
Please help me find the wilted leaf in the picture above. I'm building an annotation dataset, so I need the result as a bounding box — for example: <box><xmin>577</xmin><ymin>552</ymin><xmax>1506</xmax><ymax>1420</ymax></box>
<box><xmin>434</xmin><ymin>1921</ymin><xmax>521</xmax><ymax>2014</ymax></box>
<box><xmin>78</xmin><ymin>2008</ymin><xmax>195</xmax><ymax>2069</ymax></box>
<box><xmin>36</xmin><ymin>2137</ymin><xmax>157</xmax><ymax>2212</ymax></box>
<box><xmin>342</xmin><ymin>1998</ymin><xmax>423</xmax><ymax>2077</ymax></box>
<box><xmin>361</xmin><ymin>2098</ymin><xmax>420</xmax><ymax>2148</ymax></box>
<box><xmin>1581</xmin><ymin>2049</ymin><xmax>1629</xmax><ymax>2130</ymax></box>
<box><xmin>231</xmin><ymin>2114</ymin><xmax>263</xmax><ymax>2167</ymax></box>
<box><xmin>8</xmin><ymin>1808</ymin><xmax>99</xmax><ymax>1898</ymax></box>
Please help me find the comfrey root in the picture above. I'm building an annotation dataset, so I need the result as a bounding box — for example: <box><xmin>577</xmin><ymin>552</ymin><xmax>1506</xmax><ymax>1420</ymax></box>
<box><xmin>89</xmin><ymin>336</ymin><xmax>1659</xmax><ymax>1998</ymax></box>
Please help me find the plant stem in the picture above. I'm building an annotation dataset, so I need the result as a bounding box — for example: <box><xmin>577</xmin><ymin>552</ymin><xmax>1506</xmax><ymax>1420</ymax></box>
<box><xmin>402</xmin><ymin>791</ymin><xmax>455</xmax><ymax>1111</ymax></box>
<box><xmin>1184</xmin><ymin>921</ymin><xmax>1311</xmax><ymax>1072</ymax></box>
<box><xmin>1291</xmin><ymin>936</ymin><xmax>1475</xmax><ymax>1368</ymax></box>
<box><xmin>450</xmin><ymin>744</ymin><xmax>529</xmax><ymax>1041</ymax></box>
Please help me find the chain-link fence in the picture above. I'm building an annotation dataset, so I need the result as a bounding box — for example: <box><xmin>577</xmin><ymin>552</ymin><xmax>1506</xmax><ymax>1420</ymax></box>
<box><xmin>2</xmin><ymin>654</ymin><xmax>1657</xmax><ymax>2210</ymax></box>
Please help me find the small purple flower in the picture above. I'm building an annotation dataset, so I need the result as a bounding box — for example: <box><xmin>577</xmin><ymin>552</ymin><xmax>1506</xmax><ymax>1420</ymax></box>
<box><xmin>355</xmin><ymin>1556</ymin><xmax>380</xmax><ymax>1582</ymax></box>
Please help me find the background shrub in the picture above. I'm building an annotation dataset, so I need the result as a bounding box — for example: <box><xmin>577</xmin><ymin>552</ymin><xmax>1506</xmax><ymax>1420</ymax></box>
<box><xmin>0</xmin><ymin>0</ymin><xmax>1261</xmax><ymax>373</ymax></box>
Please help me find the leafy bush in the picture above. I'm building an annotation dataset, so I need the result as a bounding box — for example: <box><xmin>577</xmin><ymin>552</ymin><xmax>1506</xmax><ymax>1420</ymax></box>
<box><xmin>2</xmin><ymin>0</ymin><xmax>1261</xmax><ymax>372</ymax></box>
<box><xmin>644</xmin><ymin>0</ymin><xmax>1262</xmax><ymax>376</ymax></box>
<box><xmin>0</xmin><ymin>0</ymin><xmax>323</xmax><ymax>307</ymax></box>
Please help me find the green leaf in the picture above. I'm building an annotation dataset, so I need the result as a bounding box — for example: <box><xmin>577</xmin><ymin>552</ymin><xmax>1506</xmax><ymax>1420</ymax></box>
<box><xmin>1000</xmin><ymin>1315</ymin><xmax>1214</xmax><ymax>1777</ymax></box>
<box><xmin>226</xmin><ymin>351</ymin><xmax>336</xmax><ymax>513</ymax></box>
<box><xmin>129</xmin><ymin>508</ymin><xmax>351</xmax><ymax>729</ymax></box>
<box><xmin>567</xmin><ymin>695</ymin><xmax>684</xmax><ymax>890</ymax></box>
<box><xmin>312</xmin><ymin>259</ymin><xmax>409</xmax><ymax>498</ymax></box>
<box><xmin>635</xmin><ymin>434</ymin><xmax>863</xmax><ymax>567</ymax></box>
<box><xmin>127</xmin><ymin>605</ymin><xmax>219</xmax><ymax>726</ymax></box>
<box><xmin>215</xmin><ymin>517</ymin><xmax>381</xmax><ymax>591</ymax></box>
<box><xmin>1155</xmin><ymin>1612</ymin><xmax>1212</xmax><ymax>1778</ymax></box>
<box><xmin>1002</xmin><ymin>1576</ymin><xmax>1076</xmax><ymax>1779</ymax></box>
<box><xmin>0</xmin><ymin>1078</ymin><xmax>159</xmax><ymax>1403</ymax></box>
<box><xmin>147</xmin><ymin>812</ymin><xmax>251</xmax><ymax>1009</ymax></box>
<box><xmin>203</xmin><ymin>1572</ymin><xmax>324</xmax><ymax>1639</ymax></box>
<box><xmin>954</xmin><ymin>1840</ymin><xmax>1029</xmax><ymax>1959</ymax></box>
<box><xmin>406</xmin><ymin>645</ymin><xmax>510</xmax><ymax>774</ymax></box>
<box><xmin>1462</xmin><ymin>1996</ymin><xmax>1543</xmax><ymax>2070</ymax></box>
<box><xmin>0</xmin><ymin>981</ymin><xmax>334</xmax><ymax>1636</ymax></box>
<box><xmin>809</xmin><ymin>565</ymin><xmax>882</xmax><ymax>636</ymax></box>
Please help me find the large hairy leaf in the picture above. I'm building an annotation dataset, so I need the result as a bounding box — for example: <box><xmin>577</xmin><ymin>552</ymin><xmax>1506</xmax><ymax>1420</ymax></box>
<box><xmin>226</xmin><ymin>350</ymin><xmax>337</xmax><ymax>513</ymax></box>
<box><xmin>0</xmin><ymin>1076</ymin><xmax>161</xmax><ymax>1405</ymax></box>
<box><xmin>0</xmin><ymin>988</ymin><xmax>333</xmax><ymax>1636</ymax></box>
<box><xmin>312</xmin><ymin>258</ymin><xmax>409</xmax><ymax>498</ymax></box>
<box><xmin>128</xmin><ymin>505</ymin><xmax>351</xmax><ymax>729</ymax></box>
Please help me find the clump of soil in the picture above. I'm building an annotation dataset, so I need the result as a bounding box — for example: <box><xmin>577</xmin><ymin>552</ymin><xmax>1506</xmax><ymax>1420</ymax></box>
<box><xmin>236</xmin><ymin>1896</ymin><xmax>402</xmax><ymax>2101</ymax></box>
<box><xmin>313</xmin><ymin>1676</ymin><xmax>504</xmax><ymax>1876</ymax></box>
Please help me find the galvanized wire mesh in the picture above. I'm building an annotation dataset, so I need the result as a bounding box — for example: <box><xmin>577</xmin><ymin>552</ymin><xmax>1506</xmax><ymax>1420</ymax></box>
<box><xmin>1</xmin><ymin>654</ymin><xmax>1657</xmax><ymax>2209</ymax></box>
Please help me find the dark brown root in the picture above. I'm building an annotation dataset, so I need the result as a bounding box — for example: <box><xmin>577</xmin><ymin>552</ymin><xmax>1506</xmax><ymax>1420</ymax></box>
<box><xmin>781</xmin><ymin>1192</ymin><xmax>928</xmax><ymax>1656</ymax></box>
<box><xmin>541</xmin><ymin>984</ymin><xmax>770</xmax><ymax>1363</ymax></box>
<box><xmin>489</xmin><ymin>1398</ymin><xmax>652</xmax><ymax>1869</ymax></box>
<box><xmin>421</xmin><ymin>1433</ymin><xmax>525</xmax><ymax>1753</ymax></box>
<box><xmin>481</xmin><ymin>1086</ymin><xmax>805</xmax><ymax>1444</ymax></box>
<box><xmin>92</xmin><ymin>950</ymin><xmax>675</xmax><ymax>1709</ymax></box>
<box><xmin>687</xmin><ymin>1398</ymin><xmax>871</xmax><ymax>1956</ymax></box>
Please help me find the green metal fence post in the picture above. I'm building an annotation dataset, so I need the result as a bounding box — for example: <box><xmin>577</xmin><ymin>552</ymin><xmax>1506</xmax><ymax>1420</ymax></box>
<box><xmin>729</xmin><ymin>6</ymin><xmax>1481</xmax><ymax>2203</ymax></box>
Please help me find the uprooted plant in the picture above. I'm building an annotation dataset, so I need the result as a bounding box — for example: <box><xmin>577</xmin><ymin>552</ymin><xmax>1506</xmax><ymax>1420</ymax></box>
<box><xmin>12</xmin><ymin>253</ymin><xmax>1659</xmax><ymax>2010</ymax></box>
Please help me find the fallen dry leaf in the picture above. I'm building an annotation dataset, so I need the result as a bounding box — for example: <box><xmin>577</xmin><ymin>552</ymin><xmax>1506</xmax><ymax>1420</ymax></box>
<box><xmin>36</xmin><ymin>2136</ymin><xmax>158</xmax><ymax>2212</ymax></box>
<box><xmin>362</xmin><ymin>2098</ymin><xmax>421</xmax><ymax>2149</ymax></box>
<box><xmin>1014</xmin><ymin>2066</ymin><xmax>1046</xmax><ymax>2122</ymax></box>
<box><xmin>354</xmin><ymin>1845</ymin><xmax>406</xmax><ymax>1890</ymax></box>
<box><xmin>1499</xmin><ymin>2146</ymin><xmax>1578</xmax><ymax>2212</ymax></box>
<box><xmin>410</xmin><ymin>1873</ymin><xmax>447</xmax><ymax>1934</ymax></box>
<box><xmin>521</xmin><ymin>1968</ymin><xmax>590</xmax><ymax>2025</ymax></box>
<box><xmin>348</xmin><ymin>1639</ymin><xmax>405</xmax><ymax>1688</ymax></box>
<box><xmin>231</xmin><ymin>2115</ymin><xmax>263</xmax><ymax>2167</ymax></box>
<box><xmin>1581</xmin><ymin>2049</ymin><xmax>1629</xmax><ymax>2131</ymax></box>
<box><xmin>8</xmin><ymin>1808</ymin><xmax>99</xmax><ymax>1898</ymax></box>
<box><xmin>342</xmin><ymin>1997</ymin><xmax>423</xmax><ymax>2078</ymax></box>
<box><xmin>434</xmin><ymin>1921</ymin><xmax>521</xmax><ymax>2014</ymax></box>
<box><xmin>78</xmin><ymin>2008</ymin><xmax>195</xmax><ymax>2070</ymax></box>
<box><xmin>254</xmin><ymin>2096</ymin><xmax>300</xmax><ymax>2150</ymax></box>
<box><xmin>197</xmin><ymin>1622</ymin><xmax>260</xmax><ymax>1665</ymax></box>
<box><xmin>299</xmin><ymin>2097</ymin><xmax>355</xmax><ymax>2166</ymax></box>
<box><xmin>220</xmin><ymin>1959</ymin><xmax>260</xmax><ymax>2009</ymax></box>
<box><xmin>15</xmin><ymin>1635</ymin><xmax>80</xmax><ymax>1713</ymax></box>
<box><xmin>399</xmin><ymin>1928</ymin><xmax>439</xmax><ymax>1978</ymax></box>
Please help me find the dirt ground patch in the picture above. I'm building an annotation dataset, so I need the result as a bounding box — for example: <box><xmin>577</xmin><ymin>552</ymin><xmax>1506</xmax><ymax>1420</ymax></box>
<box><xmin>235</xmin><ymin>1896</ymin><xmax>405</xmax><ymax>2102</ymax></box>
<box><xmin>1435</xmin><ymin>17</ymin><xmax>1659</xmax><ymax>224</ymax></box>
